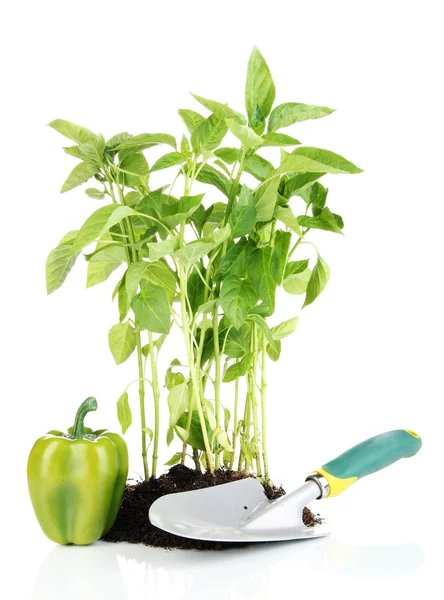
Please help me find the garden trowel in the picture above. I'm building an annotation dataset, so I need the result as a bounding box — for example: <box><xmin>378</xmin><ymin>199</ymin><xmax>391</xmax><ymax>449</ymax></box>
<box><xmin>149</xmin><ymin>429</ymin><xmax>422</xmax><ymax>543</ymax></box>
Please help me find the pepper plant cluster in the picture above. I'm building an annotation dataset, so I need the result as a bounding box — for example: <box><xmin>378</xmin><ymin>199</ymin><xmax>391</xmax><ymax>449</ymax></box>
<box><xmin>46</xmin><ymin>47</ymin><xmax>362</xmax><ymax>483</ymax></box>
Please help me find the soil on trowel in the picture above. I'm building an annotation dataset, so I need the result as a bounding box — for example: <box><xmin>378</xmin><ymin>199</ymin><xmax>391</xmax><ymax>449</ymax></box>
<box><xmin>103</xmin><ymin>464</ymin><xmax>323</xmax><ymax>550</ymax></box>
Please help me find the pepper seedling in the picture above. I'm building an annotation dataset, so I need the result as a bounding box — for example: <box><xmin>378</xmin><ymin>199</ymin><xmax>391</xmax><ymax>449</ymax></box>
<box><xmin>46</xmin><ymin>47</ymin><xmax>362</xmax><ymax>482</ymax></box>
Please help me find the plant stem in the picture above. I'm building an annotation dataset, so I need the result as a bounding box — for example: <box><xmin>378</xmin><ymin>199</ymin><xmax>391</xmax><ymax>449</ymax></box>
<box><xmin>212</xmin><ymin>306</ymin><xmax>222</xmax><ymax>469</ymax></box>
<box><xmin>192</xmin><ymin>448</ymin><xmax>201</xmax><ymax>471</ymax></box>
<box><xmin>238</xmin><ymin>389</ymin><xmax>250</xmax><ymax>471</ymax></box>
<box><xmin>260</xmin><ymin>334</ymin><xmax>270</xmax><ymax>482</ymax></box>
<box><xmin>288</xmin><ymin>228</ymin><xmax>309</xmax><ymax>259</ymax></box>
<box><xmin>136</xmin><ymin>333</ymin><xmax>149</xmax><ymax>480</ymax></box>
<box><xmin>229</xmin><ymin>360</ymin><xmax>239</xmax><ymax>470</ymax></box>
<box><xmin>250</xmin><ymin>323</ymin><xmax>262</xmax><ymax>477</ymax></box>
<box><xmin>148</xmin><ymin>331</ymin><xmax>160</xmax><ymax>478</ymax></box>
<box><xmin>71</xmin><ymin>397</ymin><xmax>98</xmax><ymax>439</ymax></box>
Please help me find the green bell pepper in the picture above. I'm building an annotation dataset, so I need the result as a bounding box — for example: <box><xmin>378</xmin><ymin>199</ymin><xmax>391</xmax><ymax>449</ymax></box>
<box><xmin>27</xmin><ymin>397</ymin><xmax>128</xmax><ymax>545</ymax></box>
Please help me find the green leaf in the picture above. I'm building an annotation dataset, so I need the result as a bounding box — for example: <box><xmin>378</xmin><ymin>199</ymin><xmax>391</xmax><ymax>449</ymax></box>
<box><xmin>214</xmin><ymin>147</ymin><xmax>241</xmax><ymax>164</ymax></box>
<box><xmin>274</xmin><ymin>206</ymin><xmax>302</xmax><ymax>235</ymax></box>
<box><xmin>190</xmin><ymin>93</ymin><xmax>245</xmax><ymax>122</ymax></box>
<box><xmin>143</xmin><ymin>261</ymin><xmax>177</xmax><ymax>302</ymax></box>
<box><xmin>73</xmin><ymin>204</ymin><xmax>143</xmax><ymax>241</ymax></box>
<box><xmin>261</xmin><ymin>132</ymin><xmax>301</xmax><ymax>147</ymax></box>
<box><xmin>268</xmin><ymin>103</ymin><xmax>335</xmax><ymax>132</ymax></box>
<box><xmin>46</xmin><ymin>231</ymin><xmax>80</xmax><ymax>294</ymax></box>
<box><xmin>70</xmin><ymin>204</ymin><xmax>118</xmax><ymax>254</ymax></box>
<box><xmin>187</xmin><ymin>266</ymin><xmax>206</xmax><ymax>313</ymax></box>
<box><xmin>245</xmin><ymin>154</ymin><xmax>273</xmax><ymax>182</ymax></box>
<box><xmin>48</xmin><ymin>119</ymin><xmax>97</xmax><ymax>144</ymax></box>
<box><xmin>106</xmin><ymin>132</ymin><xmax>132</xmax><ymax>149</ymax></box>
<box><xmin>226</xmin><ymin>118</ymin><xmax>263</xmax><ymax>150</ymax></box>
<box><xmin>143</xmin><ymin>427</ymin><xmax>154</xmax><ymax>446</ymax></box>
<box><xmin>250</xmin><ymin>104</ymin><xmax>265</xmax><ymax>136</ymax></box>
<box><xmin>178</xmin><ymin>109</ymin><xmax>205</xmax><ymax>134</ymax></box>
<box><xmin>267</xmin><ymin>340</ymin><xmax>281</xmax><ymax>362</ymax></box>
<box><xmin>283</xmin><ymin>172</ymin><xmax>325</xmax><ymax>198</ymax></box>
<box><xmin>117</xmin><ymin>391</ymin><xmax>132</xmax><ymax>434</ymax></box>
<box><xmin>224</xmin><ymin>406</ymin><xmax>231</xmax><ymax>431</ymax></box>
<box><xmin>229</xmin><ymin>185</ymin><xmax>256</xmax><ymax>238</ymax></box>
<box><xmin>147</xmin><ymin>235</ymin><xmax>180</xmax><ymax>261</ymax></box>
<box><xmin>221</xmin><ymin>324</ymin><xmax>250</xmax><ymax>358</ymax></box>
<box><xmin>195</xmin><ymin>164</ymin><xmax>231</xmax><ymax>197</ymax></box>
<box><xmin>165</xmin><ymin>358</ymin><xmax>185</xmax><ymax>391</ymax></box>
<box><xmin>247</xmin><ymin>247</ymin><xmax>276</xmax><ymax>313</ymax></box>
<box><xmin>125</xmin><ymin>262</ymin><xmax>149</xmax><ymax>304</ymax></box>
<box><xmin>280</xmin><ymin>147</ymin><xmax>363</xmax><ymax>175</ymax></box>
<box><xmin>285</xmin><ymin>259</ymin><xmax>309</xmax><ymax>276</ymax></box>
<box><xmin>131</xmin><ymin>284</ymin><xmax>171</xmax><ymax>333</ymax></box>
<box><xmin>220</xmin><ymin>275</ymin><xmax>257</xmax><ymax>329</ymax></box>
<box><xmin>216</xmin><ymin>237</ymin><xmax>250</xmax><ymax>279</ymax></box>
<box><xmin>63</xmin><ymin>145</ymin><xmax>88</xmax><ymax>160</ymax></box>
<box><xmin>86</xmin><ymin>241</ymin><xmax>126</xmax><ymax>264</ymax></box>
<box><xmin>180</xmin><ymin>134</ymin><xmax>191</xmax><ymax>156</ymax></box>
<box><xmin>223</xmin><ymin>353</ymin><xmax>252</xmax><ymax>383</ymax></box>
<box><xmin>168</xmin><ymin>383</ymin><xmax>189</xmax><ymax>427</ymax></box>
<box><xmin>61</xmin><ymin>161</ymin><xmax>99</xmax><ymax>193</ymax></box>
<box><xmin>166</xmin><ymin>426</ymin><xmax>175</xmax><ymax>446</ymax></box>
<box><xmin>173</xmin><ymin>224</ymin><xmax>231</xmax><ymax>270</ymax></box>
<box><xmin>165</xmin><ymin>369</ymin><xmax>186</xmax><ymax>391</ymax></box>
<box><xmin>165</xmin><ymin>452</ymin><xmax>182</xmax><ymax>466</ymax></box>
<box><xmin>255</xmin><ymin>176</ymin><xmax>279</xmax><ymax>222</ymax></box>
<box><xmin>245</xmin><ymin>47</ymin><xmax>276</xmax><ymax>126</ymax></box>
<box><xmin>303</xmin><ymin>255</ymin><xmax>330</xmax><ymax>308</ymax></box>
<box><xmin>191</xmin><ymin>114</ymin><xmax>228</xmax><ymax>152</ymax></box>
<box><xmin>196</xmin><ymin>299</ymin><xmax>218</xmax><ymax>314</ymax></box>
<box><xmin>86</xmin><ymin>261</ymin><xmax>121</xmax><ymax>288</ymax></box>
<box><xmin>299</xmin><ymin>181</ymin><xmax>327</xmax><ymax>210</ymax></box>
<box><xmin>115</xmin><ymin>133</ymin><xmax>176</xmax><ymax>150</ymax></box>
<box><xmin>124</xmin><ymin>192</ymin><xmax>140</xmax><ymax>207</ymax></box>
<box><xmin>176</xmin><ymin>411</ymin><xmax>213</xmax><ymax>451</ymax></box>
<box><xmin>150</xmin><ymin>152</ymin><xmax>185</xmax><ymax>172</ymax></box>
<box><xmin>299</xmin><ymin>207</ymin><xmax>343</xmax><ymax>234</ymax></box>
<box><xmin>77</xmin><ymin>137</ymin><xmax>105</xmax><ymax>164</ymax></box>
<box><xmin>117</xmin><ymin>277</ymin><xmax>130</xmax><ymax>322</ymax></box>
<box><xmin>161</xmin><ymin>194</ymin><xmax>205</xmax><ymax>229</ymax></box>
<box><xmin>108</xmin><ymin>322</ymin><xmax>136</xmax><ymax>365</ymax></box>
<box><xmin>214</xmin><ymin>160</ymin><xmax>231</xmax><ymax>176</ymax></box>
<box><xmin>202</xmin><ymin>202</ymin><xmax>226</xmax><ymax>236</ymax></box>
<box><xmin>271</xmin><ymin>230</ymin><xmax>291</xmax><ymax>284</ymax></box>
<box><xmin>212</xmin><ymin>428</ymin><xmax>234</xmax><ymax>452</ymax></box>
<box><xmin>120</xmin><ymin>152</ymin><xmax>149</xmax><ymax>179</ymax></box>
<box><xmin>271</xmin><ymin>317</ymin><xmax>299</xmax><ymax>340</ymax></box>
<box><xmin>104</xmin><ymin>205</ymin><xmax>140</xmax><ymax>230</ymax></box>
<box><xmin>245</xmin><ymin>313</ymin><xmax>279</xmax><ymax>354</ymax></box>
<box><xmin>283</xmin><ymin>265</ymin><xmax>311</xmax><ymax>295</ymax></box>
<box><xmin>85</xmin><ymin>188</ymin><xmax>105</xmax><ymax>200</ymax></box>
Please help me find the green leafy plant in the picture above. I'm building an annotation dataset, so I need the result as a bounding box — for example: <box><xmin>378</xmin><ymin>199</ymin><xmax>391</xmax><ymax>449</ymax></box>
<box><xmin>47</xmin><ymin>47</ymin><xmax>362</xmax><ymax>482</ymax></box>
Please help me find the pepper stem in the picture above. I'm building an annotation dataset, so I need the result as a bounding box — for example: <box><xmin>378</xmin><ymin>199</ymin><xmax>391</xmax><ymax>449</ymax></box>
<box><xmin>71</xmin><ymin>397</ymin><xmax>98</xmax><ymax>439</ymax></box>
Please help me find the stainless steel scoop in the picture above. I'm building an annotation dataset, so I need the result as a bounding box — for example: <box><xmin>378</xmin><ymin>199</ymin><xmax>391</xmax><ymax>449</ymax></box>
<box><xmin>149</xmin><ymin>429</ymin><xmax>422</xmax><ymax>543</ymax></box>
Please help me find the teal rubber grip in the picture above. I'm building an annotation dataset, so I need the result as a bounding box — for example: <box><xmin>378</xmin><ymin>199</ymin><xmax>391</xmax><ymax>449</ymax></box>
<box><xmin>316</xmin><ymin>430</ymin><xmax>422</xmax><ymax>497</ymax></box>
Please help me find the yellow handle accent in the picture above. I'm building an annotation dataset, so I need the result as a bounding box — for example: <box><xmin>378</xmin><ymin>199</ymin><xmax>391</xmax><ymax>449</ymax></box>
<box><xmin>315</xmin><ymin>468</ymin><xmax>358</xmax><ymax>497</ymax></box>
<box><xmin>405</xmin><ymin>429</ymin><xmax>420</xmax><ymax>439</ymax></box>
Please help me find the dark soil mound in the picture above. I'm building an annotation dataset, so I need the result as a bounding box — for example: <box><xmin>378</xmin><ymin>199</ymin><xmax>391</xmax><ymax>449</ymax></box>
<box><xmin>103</xmin><ymin>465</ymin><xmax>322</xmax><ymax>550</ymax></box>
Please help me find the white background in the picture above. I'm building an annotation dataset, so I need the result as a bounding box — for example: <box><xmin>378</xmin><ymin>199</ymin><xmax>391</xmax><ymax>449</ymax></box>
<box><xmin>1</xmin><ymin>1</ymin><xmax>443</xmax><ymax>598</ymax></box>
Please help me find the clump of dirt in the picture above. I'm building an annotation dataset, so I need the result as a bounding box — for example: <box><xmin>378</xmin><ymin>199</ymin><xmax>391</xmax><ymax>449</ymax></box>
<box><xmin>103</xmin><ymin>464</ymin><xmax>322</xmax><ymax>550</ymax></box>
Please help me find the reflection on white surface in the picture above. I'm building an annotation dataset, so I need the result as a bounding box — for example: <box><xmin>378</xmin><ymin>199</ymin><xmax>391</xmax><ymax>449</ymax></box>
<box><xmin>32</xmin><ymin>538</ymin><xmax>424</xmax><ymax>600</ymax></box>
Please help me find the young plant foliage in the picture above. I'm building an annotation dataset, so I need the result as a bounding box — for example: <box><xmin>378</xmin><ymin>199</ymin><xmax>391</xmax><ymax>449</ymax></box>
<box><xmin>46</xmin><ymin>47</ymin><xmax>362</xmax><ymax>482</ymax></box>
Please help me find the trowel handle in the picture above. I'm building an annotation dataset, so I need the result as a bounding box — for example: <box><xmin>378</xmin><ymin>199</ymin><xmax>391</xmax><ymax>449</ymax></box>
<box><xmin>307</xmin><ymin>429</ymin><xmax>422</xmax><ymax>498</ymax></box>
